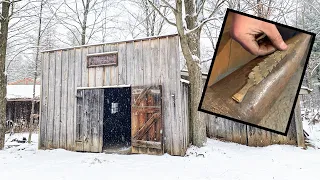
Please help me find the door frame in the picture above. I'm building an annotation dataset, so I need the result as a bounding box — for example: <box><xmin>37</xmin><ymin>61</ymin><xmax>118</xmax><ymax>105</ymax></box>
<box><xmin>74</xmin><ymin>84</ymin><xmax>164</xmax><ymax>154</ymax></box>
<box><xmin>76</xmin><ymin>84</ymin><xmax>131</xmax><ymax>90</ymax></box>
<box><xmin>74</xmin><ymin>84</ymin><xmax>131</xmax><ymax>153</ymax></box>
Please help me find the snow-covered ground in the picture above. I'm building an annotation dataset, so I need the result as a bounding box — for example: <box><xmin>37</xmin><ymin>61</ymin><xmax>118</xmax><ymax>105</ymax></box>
<box><xmin>1</xmin><ymin>133</ymin><xmax>319</xmax><ymax>180</ymax></box>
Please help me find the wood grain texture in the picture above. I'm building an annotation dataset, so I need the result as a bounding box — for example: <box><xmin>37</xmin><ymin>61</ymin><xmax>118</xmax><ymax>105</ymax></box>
<box><xmin>53</xmin><ymin>50</ymin><xmax>62</xmax><ymax>148</ymax></box>
<box><xmin>205</xmin><ymin>33</ymin><xmax>311</xmax><ymax>147</ymax></box>
<box><xmin>118</xmin><ymin>43</ymin><xmax>127</xmax><ymax>85</ymax></box>
<box><xmin>39</xmin><ymin>52</ymin><xmax>49</xmax><ymax>149</ymax></box>
<box><xmin>131</xmin><ymin>86</ymin><xmax>163</xmax><ymax>155</ymax></box>
<box><xmin>202</xmin><ymin>33</ymin><xmax>311</xmax><ymax>130</ymax></box>
<box><xmin>60</xmin><ymin>50</ymin><xmax>68</xmax><ymax>149</ymax></box>
<box><xmin>40</xmin><ymin>35</ymin><xmax>185</xmax><ymax>155</ymax></box>
<box><xmin>75</xmin><ymin>90</ymin><xmax>84</xmax><ymax>151</ymax></box>
<box><xmin>74</xmin><ymin>48</ymin><xmax>82</xmax><ymax>151</ymax></box>
<box><xmin>294</xmin><ymin>96</ymin><xmax>305</xmax><ymax>148</ymax></box>
<box><xmin>46</xmin><ymin>52</ymin><xmax>56</xmax><ymax>149</ymax></box>
<box><xmin>88</xmin><ymin>46</ymin><xmax>96</xmax><ymax>87</ymax></box>
<box><xmin>67</xmin><ymin>49</ymin><xmax>75</xmax><ymax>150</ymax></box>
<box><xmin>207</xmin><ymin>12</ymin><xmax>256</xmax><ymax>87</ymax></box>
<box><xmin>95</xmin><ymin>45</ymin><xmax>104</xmax><ymax>87</ymax></box>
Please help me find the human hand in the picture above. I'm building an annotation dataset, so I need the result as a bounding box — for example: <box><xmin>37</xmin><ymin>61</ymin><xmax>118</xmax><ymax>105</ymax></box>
<box><xmin>230</xmin><ymin>14</ymin><xmax>288</xmax><ymax>56</ymax></box>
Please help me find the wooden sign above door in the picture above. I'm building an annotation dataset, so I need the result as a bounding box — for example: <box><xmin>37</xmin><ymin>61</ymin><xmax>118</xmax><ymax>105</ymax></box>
<box><xmin>87</xmin><ymin>51</ymin><xmax>118</xmax><ymax>68</ymax></box>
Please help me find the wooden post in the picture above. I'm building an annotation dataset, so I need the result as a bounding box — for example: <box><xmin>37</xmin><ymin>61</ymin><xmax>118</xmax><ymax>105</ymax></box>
<box><xmin>294</xmin><ymin>95</ymin><xmax>305</xmax><ymax>148</ymax></box>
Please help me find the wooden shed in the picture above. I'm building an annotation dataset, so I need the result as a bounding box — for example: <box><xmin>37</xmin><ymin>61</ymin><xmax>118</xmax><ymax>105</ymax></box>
<box><xmin>6</xmin><ymin>84</ymin><xmax>41</xmax><ymax>132</ymax></box>
<box><xmin>39</xmin><ymin>34</ymin><xmax>190</xmax><ymax>156</ymax></box>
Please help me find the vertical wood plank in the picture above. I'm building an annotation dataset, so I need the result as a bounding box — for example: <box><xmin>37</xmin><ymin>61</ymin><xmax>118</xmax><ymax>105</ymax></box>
<box><xmin>247</xmin><ymin>126</ymin><xmax>258</xmax><ymax>146</ymax></box>
<box><xmin>126</xmin><ymin>42</ymin><xmax>134</xmax><ymax>85</ymax></box>
<box><xmin>82</xmin><ymin>47</ymin><xmax>89</xmax><ymax>87</ymax></box>
<box><xmin>152</xmin><ymin>38</ymin><xmax>162</xmax><ymax>153</ymax></box>
<box><xmin>294</xmin><ymin>96</ymin><xmax>305</xmax><ymax>148</ymax></box>
<box><xmin>168</xmin><ymin>36</ymin><xmax>181</xmax><ymax>155</ymax></box>
<box><xmin>110</xmin><ymin>43</ymin><xmax>119</xmax><ymax>85</ymax></box>
<box><xmin>67</xmin><ymin>49</ymin><xmax>75</xmax><ymax>150</ymax></box>
<box><xmin>74</xmin><ymin>48</ymin><xmax>82</xmax><ymax>151</ymax></box>
<box><xmin>118</xmin><ymin>42</ymin><xmax>127</xmax><ymax>84</ymax></box>
<box><xmin>138</xmin><ymin>91</ymin><xmax>147</xmax><ymax>154</ymax></box>
<box><xmin>147</xmin><ymin>91</ymin><xmax>156</xmax><ymax>154</ymax></box>
<box><xmin>160</xmin><ymin>37</ymin><xmax>172</xmax><ymax>154</ymax></box>
<box><xmin>98</xmin><ymin>89</ymin><xmax>104</xmax><ymax>152</ymax></box>
<box><xmin>47</xmin><ymin>52</ymin><xmax>56</xmax><ymax>149</ymax></box>
<box><xmin>95</xmin><ymin>45</ymin><xmax>104</xmax><ymax>87</ymax></box>
<box><xmin>39</xmin><ymin>52</ymin><xmax>49</xmax><ymax>149</ymax></box>
<box><xmin>60</xmin><ymin>50</ymin><xmax>68</xmax><ymax>149</ymax></box>
<box><xmin>75</xmin><ymin>90</ymin><xmax>84</xmax><ymax>151</ymax></box>
<box><xmin>103</xmin><ymin>45</ymin><xmax>111</xmax><ymax>86</ymax></box>
<box><xmin>82</xmin><ymin>89</ymin><xmax>90</xmax><ymax>151</ymax></box>
<box><xmin>81</xmin><ymin>47</ymin><xmax>90</xmax><ymax>151</ymax></box>
<box><xmin>225</xmin><ymin>119</ymin><xmax>233</xmax><ymax>142</ymax></box>
<box><xmin>131</xmin><ymin>88</ymin><xmax>139</xmax><ymax>153</ymax></box>
<box><xmin>286</xmin><ymin>117</ymin><xmax>298</xmax><ymax>145</ymax></box>
<box><xmin>143</xmin><ymin>40</ymin><xmax>152</xmax><ymax>85</ymax></box>
<box><xmin>134</xmin><ymin>41</ymin><xmax>143</xmax><ymax>86</ymax></box>
<box><xmin>89</xmin><ymin>89</ymin><xmax>96</xmax><ymax>152</ymax></box>
<box><xmin>150</xmin><ymin>38</ymin><xmax>160</xmax><ymax>84</ymax></box>
<box><xmin>88</xmin><ymin>46</ymin><xmax>96</xmax><ymax>87</ymax></box>
<box><xmin>180</xmin><ymin>82</ymin><xmax>190</xmax><ymax>154</ymax></box>
<box><xmin>231</xmin><ymin>121</ymin><xmax>247</xmax><ymax>145</ymax></box>
<box><xmin>140</xmin><ymin>41</ymin><xmax>147</xmax><ymax>154</ymax></box>
<box><xmin>175</xmin><ymin>36</ymin><xmax>184</xmax><ymax>155</ymax></box>
<box><xmin>94</xmin><ymin>45</ymin><xmax>104</xmax><ymax>152</ymax></box>
<box><xmin>53</xmin><ymin>50</ymin><xmax>62</xmax><ymax>148</ymax></box>
<box><xmin>142</xmin><ymin>40</ymin><xmax>152</xmax><ymax>154</ymax></box>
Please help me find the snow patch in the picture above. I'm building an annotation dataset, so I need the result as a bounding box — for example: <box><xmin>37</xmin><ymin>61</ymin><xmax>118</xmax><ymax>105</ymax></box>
<box><xmin>1</xmin><ymin>134</ymin><xmax>320</xmax><ymax>180</ymax></box>
<box><xmin>7</xmin><ymin>85</ymin><xmax>40</xmax><ymax>100</ymax></box>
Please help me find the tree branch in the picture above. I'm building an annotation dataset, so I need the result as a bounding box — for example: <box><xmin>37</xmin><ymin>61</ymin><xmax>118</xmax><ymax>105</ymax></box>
<box><xmin>148</xmin><ymin>0</ymin><xmax>176</xmax><ymax>26</ymax></box>
<box><xmin>185</xmin><ymin>16</ymin><xmax>223</xmax><ymax>35</ymax></box>
<box><xmin>160</xmin><ymin>0</ymin><xmax>177</xmax><ymax>13</ymax></box>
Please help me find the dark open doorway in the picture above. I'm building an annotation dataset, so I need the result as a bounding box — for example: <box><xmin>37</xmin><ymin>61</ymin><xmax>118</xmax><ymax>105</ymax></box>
<box><xmin>103</xmin><ymin>87</ymin><xmax>131</xmax><ymax>153</ymax></box>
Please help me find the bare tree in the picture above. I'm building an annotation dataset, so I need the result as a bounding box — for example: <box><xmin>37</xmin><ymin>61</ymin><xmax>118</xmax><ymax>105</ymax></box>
<box><xmin>49</xmin><ymin>0</ymin><xmax>118</xmax><ymax>45</ymax></box>
<box><xmin>27</xmin><ymin>0</ymin><xmax>44</xmax><ymax>144</ymax></box>
<box><xmin>0</xmin><ymin>0</ymin><xmax>12</xmax><ymax>149</ymax></box>
<box><xmin>122</xmin><ymin>0</ymin><xmax>170</xmax><ymax>38</ymax></box>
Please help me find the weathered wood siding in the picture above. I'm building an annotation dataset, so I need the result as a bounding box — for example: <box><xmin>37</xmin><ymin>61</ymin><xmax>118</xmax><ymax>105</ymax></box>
<box><xmin>6</xmin><ymin>101</ymin><xmax>40</xmax><ymax>132</ymax></box>
<box><xmin>180</xmin><ymin>81</ymin><xmax>190</xmax><ymax>155</ymax></box>
<box><xmin>39</xmin><ymin>35</ymin><xmax>188</xmax><ymax>155</ymax></box>
<box><xmin>206</xmin><ymin>112</ymin><xmax>299</xmax><ymax>146</ymax></box>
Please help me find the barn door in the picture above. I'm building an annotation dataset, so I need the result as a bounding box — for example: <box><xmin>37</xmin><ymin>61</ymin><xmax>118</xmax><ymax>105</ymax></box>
<box><xmin>75</xmin><ymin>89</ymin><xmax>104</xmax><ymax>153</ymax></box>
<box><xmin>131</xmin><ymin>85</ymin><xmax>163</xmax><ymax>155</ymax></box>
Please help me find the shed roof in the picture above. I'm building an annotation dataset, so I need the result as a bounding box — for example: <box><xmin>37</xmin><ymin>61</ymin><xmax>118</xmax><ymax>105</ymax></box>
<box><xmin>7</xmin><ymin>85</ymin><xmax>41</xmax><ymax>101</ymax></box>
<box><xmin>8</xmin><ymin>77</ymin><xmax>41</xmax><ymax>85</ymax></box>
<box><xmin>41</xmin><ymin>34</ymin><xmax>179</xmax><ymax>53</ymax></box>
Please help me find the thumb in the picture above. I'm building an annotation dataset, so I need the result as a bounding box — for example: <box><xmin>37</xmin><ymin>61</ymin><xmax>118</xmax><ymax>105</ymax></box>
<box><xmin>262</xmin><ymin>24</ymin><xmax>288</xmax><ymax>51</ymax></box>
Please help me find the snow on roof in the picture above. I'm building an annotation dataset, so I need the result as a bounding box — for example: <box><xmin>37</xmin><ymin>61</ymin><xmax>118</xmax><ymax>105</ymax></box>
<box><xmin>8</xmin><ymin>78</ymin><xmax>41</xmax><ymax>85</ymax></box>
<box><xmin>7</xmin><ymin>85</ymin><xmax>41</xmax><ymax>100</ymax></box>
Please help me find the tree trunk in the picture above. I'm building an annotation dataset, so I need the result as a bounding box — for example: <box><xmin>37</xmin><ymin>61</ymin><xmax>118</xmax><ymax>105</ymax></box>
<box><xmin>81</xmin><ymin>1</ymin><xmax>90</xmax><ymax>45</ymax></box>
<box><xmin>28</xmin><ymin>0</ymin><xmax>44</xmax><ymax>144</ymax></box>
<box><xmin>177</xmin><ymin>0</ymin><xmax>206</xmax><ymax>147</ymax></box>
<box><xmin>0</xmin><ymin>1</ymin><xmax>10</xmax><ymax>150</ymax></box>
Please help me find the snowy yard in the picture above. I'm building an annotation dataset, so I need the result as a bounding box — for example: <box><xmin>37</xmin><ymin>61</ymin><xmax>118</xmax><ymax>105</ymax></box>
<box><xmin>0</xmin><ymin>133</ymin><xmax>319</xmax><ymax>180</ymax></box>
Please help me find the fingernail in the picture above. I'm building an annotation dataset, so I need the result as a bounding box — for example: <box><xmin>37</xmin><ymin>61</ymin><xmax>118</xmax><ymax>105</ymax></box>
<box><xmin>280</xmin><ymin>42</ymin><xmax>288</xmax><ymax>50</ymax></box>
